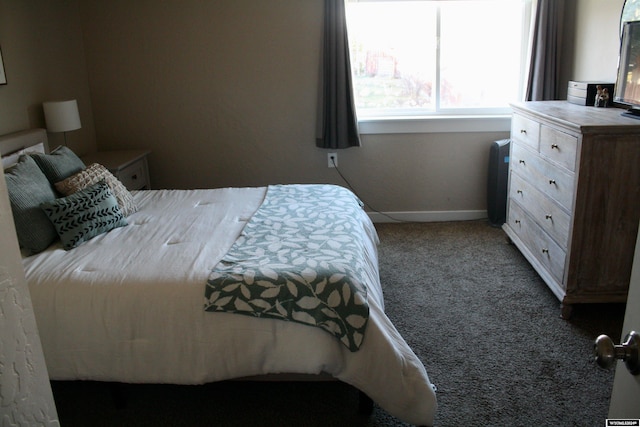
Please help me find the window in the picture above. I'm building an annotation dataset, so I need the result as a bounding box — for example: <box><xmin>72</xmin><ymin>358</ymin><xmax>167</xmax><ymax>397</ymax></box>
<box><xmin>345</xmin><ymin>0</ymin><xmax>533</xmax><ymax>131</ymax></box>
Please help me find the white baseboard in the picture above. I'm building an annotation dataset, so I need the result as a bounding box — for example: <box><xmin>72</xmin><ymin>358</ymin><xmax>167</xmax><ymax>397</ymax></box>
<box><xmin>367</xmin><ymin>210</ymin><xmax>488</xmax><ymax>223</ymax></box>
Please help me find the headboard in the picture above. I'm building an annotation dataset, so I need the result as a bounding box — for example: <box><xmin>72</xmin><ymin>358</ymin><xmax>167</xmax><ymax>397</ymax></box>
<box><xmin>0</xmin><ymin>129</ymin><xmax>49</xmax><ymax>169</ymax></box>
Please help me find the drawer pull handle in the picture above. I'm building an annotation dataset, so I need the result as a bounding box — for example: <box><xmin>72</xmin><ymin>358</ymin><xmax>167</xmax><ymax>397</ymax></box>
<box><xmin>519</xmin><ymin>160</ymin><xmax>525</xmax><ymax>164</ymax></box>
<box><xmin>517</xmin><ymin>189</ymin><xmax>523</xmax><ymax>194</ymax></box>
<box><xmin>549</xmin><ymin>179</ymin><xmax>556</xmax><ymax>185</ymax></box>
<box><xmin>545</xmin><ymin>214</ymin><xmax>553</xmax><ymax>220</ymax></box>
<box><xmin>551</xmin><ymin>144</ymin><xmax>559</xmax><ymax>149</ymax></box>
<box><xmin>542</xmin><ymin>248</ymin><xmax>549</xmax><ymax>254</ymax></box>
<box><xmin>520</xmin><ymin>129</ymin><xmax>527</xmax><ymax>134</ymax></box>
<box><xmin>515</xmin><ymin>219</ymin><xmax>521</xmax><ymax>224</ymax></box>
<box><xmin>132</xmin><ymin>174</ymin><xmax>138</xmax><ymax>180</ymax></box>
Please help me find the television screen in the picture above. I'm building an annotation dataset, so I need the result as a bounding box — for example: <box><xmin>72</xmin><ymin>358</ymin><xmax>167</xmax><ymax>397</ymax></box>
<box><xmin>614</xmin><ymin>20</ymin><xmax>640</xmax><ymax>113</ymax></box>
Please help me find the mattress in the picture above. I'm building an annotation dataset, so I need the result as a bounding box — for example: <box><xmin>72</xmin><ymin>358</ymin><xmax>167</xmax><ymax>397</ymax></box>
<box><xmin>23</xmin><ymin>186</ymin><xmax>437</xmax><ymax>426</ymax></box>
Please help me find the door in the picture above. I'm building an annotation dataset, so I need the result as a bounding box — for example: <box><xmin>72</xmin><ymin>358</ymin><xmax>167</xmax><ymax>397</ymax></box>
<box><xmin>607</xmin><ymin>224</ymin><xmax>640</xmax><ymax>418</ymax></box>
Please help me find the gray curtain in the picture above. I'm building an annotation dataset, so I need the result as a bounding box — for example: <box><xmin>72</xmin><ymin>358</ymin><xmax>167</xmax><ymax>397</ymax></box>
<box><xmin>316</xmin><ymin>0</ymin><xmax>361</xmax><ymax>149</ymax></box>
<box><xmin>526</xmin><ymin>0</ymin><xmax>566</xmax><ymax>101</ymax></box>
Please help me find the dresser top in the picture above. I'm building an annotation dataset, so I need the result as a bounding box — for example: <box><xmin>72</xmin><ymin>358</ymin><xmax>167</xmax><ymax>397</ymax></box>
<box><xmin>511</xmin><ymin>101</ymin><xmax>640</xmax><ymax>134</ymax></box>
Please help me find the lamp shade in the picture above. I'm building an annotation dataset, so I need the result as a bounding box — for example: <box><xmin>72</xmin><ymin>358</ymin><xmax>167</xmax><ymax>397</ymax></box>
<box><xmin>43</xmin><ymin>100</ymin><xmax>81</xmax><ymax>133</ymax></box>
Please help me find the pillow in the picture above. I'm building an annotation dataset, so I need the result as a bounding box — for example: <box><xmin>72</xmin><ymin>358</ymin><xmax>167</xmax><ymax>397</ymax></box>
<box><xmin>30</xmin><ymin>146</ymin><xmax>85</xmax><ymax>183</ymax></box>
<box><xmin>55</xmin><ymin>163</ymin><xmax>137</xmax><ymax>216</ymax></box>
<box><xmin>4</xmin><ymin>156</ymin><xmax>59</xmax><ymax>254</ymax></box>
<box><xmin>41</xmin><ymin>180</ymin><xmax>128</xmax><ymax>250</ymax></box>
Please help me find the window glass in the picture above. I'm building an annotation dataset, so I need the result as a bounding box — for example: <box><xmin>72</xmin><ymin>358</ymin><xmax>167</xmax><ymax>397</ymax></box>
<box><xmin>346</xmin><ymin>0</ymin><xmax>531</xmax><ymax>118</ymax></box>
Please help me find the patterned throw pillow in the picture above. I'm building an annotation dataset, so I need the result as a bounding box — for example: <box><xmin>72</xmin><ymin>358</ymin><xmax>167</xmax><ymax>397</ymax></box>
<box><xmin>55</xmin><ymin>163</ymin><xmax>137</xmax><ymax>216</ymax></box>
<box><xmin>41</xmin><ymin>180</ymin><xmax>128</xmax><ymax>250</ymax></box>
<box><xmin>30</xmin><ymin>146</ymin><xmax>85</xmax><ymax>183</ymax></box>
<box><xmin>4</xmin><ymin>155</ymin><xmax>59</xmax><ymax>254</ymax></box>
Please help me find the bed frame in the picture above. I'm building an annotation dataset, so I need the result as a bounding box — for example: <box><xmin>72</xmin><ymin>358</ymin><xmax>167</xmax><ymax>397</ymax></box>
<box><xmin>0</xmin><ymin>128</ymin><xmax>49</xmax><ymax>158</ymax></box>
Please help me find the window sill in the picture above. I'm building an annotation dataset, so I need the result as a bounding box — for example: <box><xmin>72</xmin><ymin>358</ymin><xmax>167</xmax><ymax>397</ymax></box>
<box><xmin>358</xmin><ymin>114</ymin><xmax>512</xmax><ymax>135</ymax></box>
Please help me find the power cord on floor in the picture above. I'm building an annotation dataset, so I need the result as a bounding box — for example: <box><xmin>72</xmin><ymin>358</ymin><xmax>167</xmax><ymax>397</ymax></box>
<box><xmin>329</xmin><ymin>156</ymin><xmax>412</xmax><ymax>223</ymax></box>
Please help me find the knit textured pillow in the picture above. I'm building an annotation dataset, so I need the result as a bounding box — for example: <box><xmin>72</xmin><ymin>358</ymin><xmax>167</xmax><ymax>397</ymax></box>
<box><xmin>55</xmin><ymin>163</ymin><xmax>137</xmax><ymax>216</ymax></box>
<box><xmin>41</xmin><ymin>180</ymin><xmax>128</xmax><ymax>250</ymax></box>
<box><xmin>30</xmin><ymin>146</ymin><xmax>85</xmax><ymax>183</ymax></box>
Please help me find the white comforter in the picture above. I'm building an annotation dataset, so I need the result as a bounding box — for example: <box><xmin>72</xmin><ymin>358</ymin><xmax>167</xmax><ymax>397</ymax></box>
<box><xmin>23</xmin><ymin>187</ymin><xmax>437</xmax><ymax>426</ymax></box>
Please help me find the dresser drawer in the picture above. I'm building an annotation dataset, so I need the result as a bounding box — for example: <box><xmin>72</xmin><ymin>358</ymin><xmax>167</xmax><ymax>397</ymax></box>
<box><xmin>509</xmin><ymin>171</ymin><xmax>571</xmax><ymax>248</ymax></box>
<box><xmin>117</xmin><ymin>159</ymin><xmax>148</xmax><ymax>190</ymax></box>
<box><xmin>511</xmin><ymin>114</ymin><xmax>540</xmax><ymax>150</ymax></box>
<box><xmin>507</xmin><ymin>200</ymin><xmax>566</xmax><ymax>285</ymax></box>
<box><xmin>510</xmin><ymin>143</ymin><xmax>575</xmax><ymax>212</ymax></box>
<box><xmin>540</xmin><ymin>125</ymin><xmax>578</xmax><ymax>172</ymax></box>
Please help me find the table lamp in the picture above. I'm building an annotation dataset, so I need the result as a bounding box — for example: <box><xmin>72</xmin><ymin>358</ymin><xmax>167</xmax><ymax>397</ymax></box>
<box><xmin>43</xmin><ymin>99</ymin><xmax>81</xmax><ymax>146</ymax></box>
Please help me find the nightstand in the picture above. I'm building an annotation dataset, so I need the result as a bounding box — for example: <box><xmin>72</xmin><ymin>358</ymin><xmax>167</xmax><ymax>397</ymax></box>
<box><xmin>81</xmin><ymin>149</ymin><xmax>151</xmax><ymax>190</ymax></box>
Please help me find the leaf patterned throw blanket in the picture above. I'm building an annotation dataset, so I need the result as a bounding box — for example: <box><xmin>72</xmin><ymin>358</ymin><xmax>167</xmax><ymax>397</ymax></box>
<box><xmin>204</xmin><ymin>184</ymin><xmax>370</xmax><ymax>351</ymax></box>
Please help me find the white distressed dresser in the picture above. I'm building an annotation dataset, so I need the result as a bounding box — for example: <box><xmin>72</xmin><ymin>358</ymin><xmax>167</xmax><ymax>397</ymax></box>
<box><xmin>503</xmin><ymin>101</ymin><xmax>640</xmax><ymax>318</ymax></box>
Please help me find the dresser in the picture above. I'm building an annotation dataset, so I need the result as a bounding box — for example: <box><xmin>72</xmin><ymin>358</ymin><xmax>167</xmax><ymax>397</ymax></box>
<box><xmin>81</xmin><ymin>149</ymin><xmax>151</xmax><ymax>191</ymax></box>
<box><xmin>503</xmin><ymin>101</ymin><xmax>640</xmax><ymax>318</ymax></box>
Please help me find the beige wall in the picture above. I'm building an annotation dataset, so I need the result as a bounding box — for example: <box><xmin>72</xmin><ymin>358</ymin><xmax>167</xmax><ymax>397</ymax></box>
<box><xmin>571</xmin><ymin>0</ymin><xmax>625</xmax><ymax>82</ymax></box>
<box><xmin>0</xmin><ymin>0</ymin><xmax>628</xmax><ymax>215</ymax></box>
<box><xmin>0</xmin><ymin>1</ymin><xmax>96</xmax><ymax>153</ymax></box>
<box><xmin>78</xmin><ymin>0</ymin><xmax>507</xmax><ymax>215</ymax></box>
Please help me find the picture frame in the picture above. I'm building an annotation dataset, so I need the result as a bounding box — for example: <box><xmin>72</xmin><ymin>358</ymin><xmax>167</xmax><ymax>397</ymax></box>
<box><xmin>0</xmin><ymin>46</ymin><xmax>6</xmax><ymax>85</ymax></box>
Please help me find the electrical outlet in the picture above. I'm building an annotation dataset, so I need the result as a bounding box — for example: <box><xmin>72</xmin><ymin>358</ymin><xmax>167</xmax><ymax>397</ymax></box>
<box><xmin>328</xmin><ymin>152</ymin><xmax>338</xmax><ymax>168</ymax></box>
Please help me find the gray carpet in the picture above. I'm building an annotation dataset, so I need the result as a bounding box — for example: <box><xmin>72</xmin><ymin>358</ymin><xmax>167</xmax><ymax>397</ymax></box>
<box><xmin>51</xmin><ymin>220</ymin><xmax>624</xmax><ymax>426</ymax></box>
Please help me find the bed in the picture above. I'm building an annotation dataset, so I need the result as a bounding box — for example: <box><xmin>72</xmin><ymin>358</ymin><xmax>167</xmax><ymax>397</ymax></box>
<box><xmin>1</xmin><ymin>129</ymin><xmax>438</xmax><ymax>426</ymax></box>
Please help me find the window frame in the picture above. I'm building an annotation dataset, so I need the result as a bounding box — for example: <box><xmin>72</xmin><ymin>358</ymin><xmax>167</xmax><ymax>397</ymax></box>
<box><xmin>346</xmin><ymin>0</ymin><xmax>534</xmax><ymax>134</ymax></box>
<box><xmin>358</xmin><ymin>114</ymin><xmax>512</xmax><ymax>134</ymax></box>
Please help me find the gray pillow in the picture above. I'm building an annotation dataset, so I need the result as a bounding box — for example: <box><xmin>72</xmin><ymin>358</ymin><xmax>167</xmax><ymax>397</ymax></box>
<box><xmin>30</xmin><ymin>146</ymin><xmax>85</xmax><ymax>183</ymax></box>
<box><xmin>41</xmin><ymin>180</ymin><xmax>128</xmax><ymax>250</ymax></box>
<box><xmin>4</xmin><ymin>155</ymin><xmax>59</xmax><ymax>254</ymax></box>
